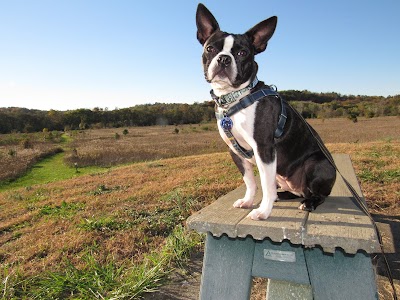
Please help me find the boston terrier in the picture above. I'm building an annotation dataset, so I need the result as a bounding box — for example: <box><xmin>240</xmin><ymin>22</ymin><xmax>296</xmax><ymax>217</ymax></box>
<box><xmin>196</xmin><ymin>4</ymin><xmax>336</xmax><ymax>220</ymax></box>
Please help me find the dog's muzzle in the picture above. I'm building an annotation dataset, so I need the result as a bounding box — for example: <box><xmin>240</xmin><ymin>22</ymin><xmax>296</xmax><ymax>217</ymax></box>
<box><xmin>217</xmin><ymin>55</ymin><xmax>231</xmax><ymax>68</ymax></box>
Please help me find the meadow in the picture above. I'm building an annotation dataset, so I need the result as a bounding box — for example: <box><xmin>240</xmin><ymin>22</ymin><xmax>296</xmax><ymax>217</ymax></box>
<box><xmin>0</xmin><ymin>131</ymin><xmax>63</xmax><ymax>184</ymax></box>
<box><xmin>0</xmin><ymin>116</ymin><xmax>399</xmax><ymax>299</ymax></box>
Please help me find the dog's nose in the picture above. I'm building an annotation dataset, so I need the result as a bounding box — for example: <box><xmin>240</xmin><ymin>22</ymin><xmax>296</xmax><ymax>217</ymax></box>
<box><xmin>217</xmin><ymin>55</ymin><xmax>231</xmax><ymax>67</ymax></box>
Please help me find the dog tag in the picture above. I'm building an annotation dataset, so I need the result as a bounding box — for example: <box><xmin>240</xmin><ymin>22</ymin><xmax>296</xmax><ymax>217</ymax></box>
<box><xmin>220</xmin><ymin>116</ymin><xmax>233</xmax><ymax>130</ymax></box>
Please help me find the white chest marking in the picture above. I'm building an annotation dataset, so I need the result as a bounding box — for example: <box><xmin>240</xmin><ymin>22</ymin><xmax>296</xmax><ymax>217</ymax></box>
<box><xmin>216</xmin><ymin>102</ymin><xmax>257</xmax><ymax>164</ymax></box>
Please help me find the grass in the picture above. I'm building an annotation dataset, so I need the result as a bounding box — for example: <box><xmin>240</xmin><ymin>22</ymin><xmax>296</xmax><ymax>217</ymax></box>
<box><xmin>0</xmin><ymin>152</ymin><xmax>240</xmax><ymax>299</ymax></box>
<box><xmin>79</xmin><ymin>216</ymin><xmax>133</xmax><ymax>232</ymax></box>
<box><xmin>0</xmin><ymin>117</ymin><xmax>399</xmax><ymax>299</ymax></box>
<box><xmin>0</xmin><ymin>131</ymin><xmax>65</xmax><ymax>183</ymax></box>
<box><xmin>63</xmin><ymin>124</ymin><xmax>226</xmax><ymax>167</ymax></box>
<box><xmin>326</xmin><ymin>141</ymin><xmax>400</xmax><ymax>210</ymax></box>
<box><xmin>2</xmin><ymin>117</ymin><xmax>399</xmax><ymax>183</ymax></box>
<box><xmin>60</xmin><ymin>117</ymin><xmax>400</xmax><ymax>168</ymax></box>
<box><xmin>0</xmin><ymin>152</ymin><xmax>108</xmax><ymax>192</ymax></box>
<box><xmin>40</xmin><ymin>201</ymin><xmax>85</xmax><ymax>219</ymax></box>
<box><xmin>1</xmin><ymin>225</ymin><xmax>201</xmax><ymax>299</ymax></box>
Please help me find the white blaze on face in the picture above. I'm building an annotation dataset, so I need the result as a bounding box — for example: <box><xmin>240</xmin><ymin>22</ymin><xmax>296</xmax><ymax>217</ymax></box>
<box><xmin>222</xmin><ymin>35</ymin><xmax>234</xmax><ymax>53</ymax></box>
<box><xmin>208</xmin><ymin>35</ymin><xmax>239</xmax><ymax>96</ymax></box>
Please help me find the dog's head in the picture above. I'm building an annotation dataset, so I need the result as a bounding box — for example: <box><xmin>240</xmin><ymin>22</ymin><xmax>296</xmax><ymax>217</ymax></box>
<box><xmin>196</xmin><ymin>3</ymin><xmax>277</xmax><ymax>96</ymax></box>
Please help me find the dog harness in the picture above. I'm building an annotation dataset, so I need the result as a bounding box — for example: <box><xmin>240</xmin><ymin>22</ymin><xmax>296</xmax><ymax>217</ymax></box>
<box><xmin>211</xmin><ymin>78</ymin><xmax>287</xmax><ymax>159</ymax></box>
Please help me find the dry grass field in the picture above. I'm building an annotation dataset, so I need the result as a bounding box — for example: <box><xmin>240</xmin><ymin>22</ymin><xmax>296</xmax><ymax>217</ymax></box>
<box><xmin>63</xmin><ymin>124</ymin><xmax>226</xmax><ymax>167</ymax></box>
<box><xmin>0</xmin><ymin>132</ymin><xmax>63</xmax><ymax>183</ymax></box>
<box><xmin>63</xmin><ymin>117</ymin><xmax>400</xmax><ymax>168</ymax></box>
<box><xmin>1</xmin><ymin>117</ymin><xmax>398</xmax><ymax>179</ymax></box>
<box><xmin>0</xmin><ymin>116</ymin><xmax>399</xmax><ymax>299</ymax></box>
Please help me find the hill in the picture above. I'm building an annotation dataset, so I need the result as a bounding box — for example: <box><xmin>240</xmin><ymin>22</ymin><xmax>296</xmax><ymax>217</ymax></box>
<box><xmin>0</xmin><ymin>117</ymin><xmax>399</xmax><ymax>298</ymax></box>
<box><xmin>1</xmin><ymin>90</ymin><xmax>399</xmax><ymax>133</ymax></box>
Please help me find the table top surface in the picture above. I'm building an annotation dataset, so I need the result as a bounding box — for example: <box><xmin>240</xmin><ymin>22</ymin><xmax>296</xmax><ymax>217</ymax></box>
<box><xmin>187</xmin><ymin>154</ymin><xmax>381</xmax><ymax>254</ymax></box>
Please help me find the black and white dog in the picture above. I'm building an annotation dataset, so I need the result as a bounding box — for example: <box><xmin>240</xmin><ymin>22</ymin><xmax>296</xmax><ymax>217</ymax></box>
<box><xmin>196</xmin><ymin>4</ymin><xmax>336</xmax><ymax>220</ymax></box>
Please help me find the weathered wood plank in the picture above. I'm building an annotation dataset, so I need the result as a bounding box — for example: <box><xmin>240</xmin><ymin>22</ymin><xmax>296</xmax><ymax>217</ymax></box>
<box><xmin>304</xmin><ymin>154</ymin><xmax>380</xmax><ymax>253</ymax></box>
<box><xmin>331</xmin><ymin>153</ymin><xmax>363</xmax><ymax>197</ymax></box>
<box><xmin>187</xmin><ymin>154</ymin><xmax>381</xmax><ymax>254</ymax></box>
<box><xmin>236</xmin><ymin>199</ymin><xmax>307</xmax><ymax>244</ymax></box>
<box><xmin>187</xmin><ymin>182</ymin><xmax>262</xmax><ymax>238</ymax></box>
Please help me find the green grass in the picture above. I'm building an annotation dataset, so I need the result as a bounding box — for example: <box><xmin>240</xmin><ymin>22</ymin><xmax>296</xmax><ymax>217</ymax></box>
<box><xmin>39</xmin><ymin>201</ymin><xmax>85</xmax><ymax>219</ymax></box>
<box><xmin>60</xmin><ymin>133</ymin><xmax>73</xmax><ymax>144</ymax></box>
<box><xmin>0</xmin><ymin>152</ymin><xmax>108</xmax><ymax>192</ymax></box>
<box><xmin>79</xmin><ymin>216</ymin><xmax>133</xmax><ymax>232</ymax></box>
<box><xmin>359</xmin><ymin>168</ymin><xmax>400</xmax><ymax>183</ymax></box>
<box><xmin>1</xmin><ymin>225</ymin><xmax>202</xmax><ymax>299</ymax></box>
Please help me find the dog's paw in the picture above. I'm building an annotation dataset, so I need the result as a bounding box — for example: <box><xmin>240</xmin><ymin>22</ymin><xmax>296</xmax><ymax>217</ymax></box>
<box><xmin>233</xmin><ymin>198</ymin><xmax>253</xmax><ymax>209</ymax></box>
<box><xmin>247</xmin><ymin>208</ymin><xmax>272</xmax><ymax>220</ymax></box>
<box><xmin>299</xmin><ymin>197</ymin><xmax>324</xmax><ymax>212</ymax></box>
<box><xmin>298</xmin><ymin>203</ymin><xmax>313</xmax><ymax>211</ymax></box>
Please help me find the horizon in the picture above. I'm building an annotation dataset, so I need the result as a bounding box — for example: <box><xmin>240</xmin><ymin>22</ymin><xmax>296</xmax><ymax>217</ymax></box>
<box><xmin>1</xmin><ymin>0</ymin><xmax>399</xmax><ymax>111</ymax></box>
<box><xmin>0</xmin><ymin>88</ymin><xmax>397</xmax><ymax>112</ymax></box>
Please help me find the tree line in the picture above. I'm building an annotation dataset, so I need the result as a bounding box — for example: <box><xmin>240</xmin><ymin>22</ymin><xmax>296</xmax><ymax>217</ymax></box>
<box><xmin>0</xmin><ymin>90</ymin><xmax>399</xmax><ymax>134</ymax></box>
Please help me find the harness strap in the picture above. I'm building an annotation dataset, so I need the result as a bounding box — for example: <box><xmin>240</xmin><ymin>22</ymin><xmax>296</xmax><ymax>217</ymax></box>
<box><xmin>214</xmin><ymin>87</ymin><xmax>287</xmax><ymax>159</ymax></box>
<box><xmin>223</xmin><ymin>128</ymin><xmax>254</xmax><ymax>159</ymax></box>
<box><xmin>215</xmin><ymin>88</ymin><xmax>287</xmax><ymax>139</ymax></box>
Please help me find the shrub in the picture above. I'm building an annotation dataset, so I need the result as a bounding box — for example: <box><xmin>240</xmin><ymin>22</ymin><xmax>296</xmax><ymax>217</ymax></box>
<box><xmin>8</xmin><ymin>149</ymin><xmax>17</xmax><ymax>157</ymax></box>
<box><xmin>21</xmin><ymin>138</ymin><xmax>34</xmax><ymax>149</ymax></box>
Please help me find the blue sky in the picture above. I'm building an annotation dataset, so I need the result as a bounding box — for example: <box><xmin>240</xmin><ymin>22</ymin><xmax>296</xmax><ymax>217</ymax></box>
<box><xmin>0</xmin><ymin>0</ymin><xmax>399</xmax><ymax>110</ymax></box>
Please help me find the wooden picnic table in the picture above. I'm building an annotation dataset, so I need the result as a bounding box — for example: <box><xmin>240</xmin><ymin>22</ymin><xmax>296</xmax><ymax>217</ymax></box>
<box><xmin>187</xmin><ymin>154</ymin><xmax>380</xmax><ymax>300</ymax></box>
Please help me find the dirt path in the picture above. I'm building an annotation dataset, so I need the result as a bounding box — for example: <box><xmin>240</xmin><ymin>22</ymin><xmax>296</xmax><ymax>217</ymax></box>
<box><xmin>144</xmin><ymin>216</ymin><xmax>399</xmax><ymax>300</ymax></box>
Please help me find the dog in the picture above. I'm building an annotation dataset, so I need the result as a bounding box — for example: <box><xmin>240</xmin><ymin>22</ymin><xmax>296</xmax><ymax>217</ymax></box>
<box><xmin>196</xmin><ymin>4</ymin><xmax>336</xmax><ymax>220</ymax></box>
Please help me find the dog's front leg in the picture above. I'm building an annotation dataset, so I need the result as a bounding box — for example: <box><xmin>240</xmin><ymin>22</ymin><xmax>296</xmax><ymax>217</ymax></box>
<box><xmin>229</xmin><ymin>150</ymin><xmax>257</xmax><ymax>208</ymax></box>
<box><xmin>248</xmin><ymin>149</ymin><xmax>278</xmax><ymax>220</ymax></box>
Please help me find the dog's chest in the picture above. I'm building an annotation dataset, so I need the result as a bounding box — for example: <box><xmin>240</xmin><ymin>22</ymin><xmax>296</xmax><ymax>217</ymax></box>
<box><xmin>216</xmin><ymin>103</ymin><xmax>257</xmax><ymax>157</ymax></box>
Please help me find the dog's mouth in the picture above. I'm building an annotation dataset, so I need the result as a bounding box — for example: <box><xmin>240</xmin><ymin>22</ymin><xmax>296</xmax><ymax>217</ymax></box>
<box><xmin>208</xmin><ymin>66</ymin><xmax>234</xmax><ymax>85</ymax></box>
<box><xmin>212</xmin><ymin>72</ymin><xmax>232</xmax><ymax>83</ymax></box>
<box><xmin>209</xmin><ymin>74</ymin><xmax>234</xmax><ymax>95</ymax></box>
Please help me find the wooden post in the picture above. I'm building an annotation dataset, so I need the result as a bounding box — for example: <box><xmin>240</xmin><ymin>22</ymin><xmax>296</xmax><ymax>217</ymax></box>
<box><xmin>200</xmin><ymin>233</ymin><xmax>255</xmax><ymax>300</ymax></box>
<box><xmin>304</xmin><ymin>247</ymin><xmax>378</xmax><ymax>300</ymax></box>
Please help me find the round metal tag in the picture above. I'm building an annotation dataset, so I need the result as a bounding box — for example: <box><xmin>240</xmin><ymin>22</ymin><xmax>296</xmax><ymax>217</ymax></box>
<box><xmin>220</xmin><ymin>116</ymin><xmax>233</xmax><ymax>130</ymax></box>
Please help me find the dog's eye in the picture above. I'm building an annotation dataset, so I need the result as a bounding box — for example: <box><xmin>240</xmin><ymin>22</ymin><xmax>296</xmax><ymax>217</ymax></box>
<box><xmin>206</xmin><ymin>45</ymin><xmax>215</xmax><ymax>53</ymax></box>
<box><xmin>237</xmin><ymin>50</ymin><xmax>247</xmax><ymax>57</ymax></box>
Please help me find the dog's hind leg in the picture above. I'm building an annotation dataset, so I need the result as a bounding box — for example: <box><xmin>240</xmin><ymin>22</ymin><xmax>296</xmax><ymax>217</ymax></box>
<box><xmin>299</xmin><ymin>157</ymin><xmax>336</xmax><ymax>211</ymax></box>
<box><xmin>229</xmin><ymin>150</ymin><xmax>257</xmax><ymax>209</ymax></box>
<box><xmin>299</xmin><ymin>196</ymin><xmax>325</xmax><ymax>212</ymax></box>
<box><xmin>278</xmin><ymin>191</ymin><xmax>301</xmax><ymax>200</ymax></box>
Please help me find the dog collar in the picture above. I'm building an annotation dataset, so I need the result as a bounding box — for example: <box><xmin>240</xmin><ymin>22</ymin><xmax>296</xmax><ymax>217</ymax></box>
<box><xmin>210</xmin><ymin>77</ymin><xmax>259</xmax><ymax>107</ymax></box>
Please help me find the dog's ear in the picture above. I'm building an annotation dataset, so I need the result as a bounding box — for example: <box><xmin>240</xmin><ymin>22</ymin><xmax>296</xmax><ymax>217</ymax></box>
<box><xmin>196</xmin><ymin>3</ymin><xmax>220</xmax><ymax>45</ymax></box>
<box><xmin>245</xmin><ymin>16</ymin><xmax>277</xmax><ymax>54</ymax></box>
